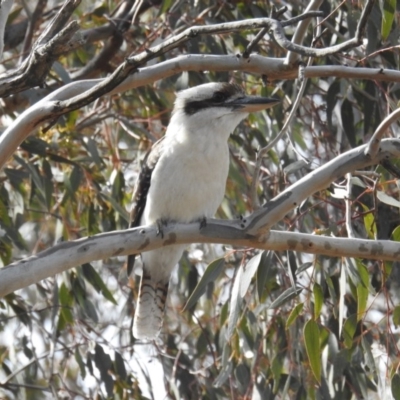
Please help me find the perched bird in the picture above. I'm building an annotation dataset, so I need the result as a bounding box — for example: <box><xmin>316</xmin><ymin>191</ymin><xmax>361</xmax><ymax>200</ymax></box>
<box><xmin>128</xmin><ymin>82</ymin><xmax>279</xmax><ymax>340</ymax></box>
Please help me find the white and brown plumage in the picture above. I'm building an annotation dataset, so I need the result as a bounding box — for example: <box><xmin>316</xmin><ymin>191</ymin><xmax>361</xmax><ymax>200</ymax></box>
<box><xmin>128</xmin><ymin>82</ymin><xmax>279</xmax><ymax>340</ymax></box>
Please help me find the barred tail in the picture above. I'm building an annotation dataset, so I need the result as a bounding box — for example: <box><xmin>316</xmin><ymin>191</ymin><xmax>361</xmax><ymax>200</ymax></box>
<box><xmin>133</xmin><ymin>269</ymin><xmax>169</xmax><ymax>340</ymax></box>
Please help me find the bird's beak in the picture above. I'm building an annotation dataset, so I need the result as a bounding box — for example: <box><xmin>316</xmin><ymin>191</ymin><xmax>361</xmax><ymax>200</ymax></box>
<box><xmin>229</xmin><ymin>96</ymin><xmax>280</xmax><ymax>113</ymax></box>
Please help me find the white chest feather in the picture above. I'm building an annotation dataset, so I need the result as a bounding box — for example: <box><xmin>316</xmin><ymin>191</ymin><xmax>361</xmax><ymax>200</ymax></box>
<box><xmin>142</xmin><ymin>113</ymin><xmax>236</xmax><ymax>224</ymax></box>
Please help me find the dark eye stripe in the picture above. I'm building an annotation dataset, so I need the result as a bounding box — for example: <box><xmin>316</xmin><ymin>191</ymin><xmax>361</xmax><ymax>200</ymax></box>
<box><xmin>182</xmin><ymin>83</ymin><xmax>244</xmax><ymax>115</ymax></box>
<box><xmin>213</xmin><ymin>91</ymin><xmax>228</xmax><ymax>102</ymax></box>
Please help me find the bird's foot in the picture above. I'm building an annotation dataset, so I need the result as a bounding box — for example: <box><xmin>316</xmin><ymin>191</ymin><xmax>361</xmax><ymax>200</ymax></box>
<box><xmin>199</xmin><ymin>216</ymin><xmax>207</xmax><ymax>230</ymax></box>
<box><xmin>156</xmin><ymin>219</ymin><xmax>167</xmax><ymax>238</ymax></box>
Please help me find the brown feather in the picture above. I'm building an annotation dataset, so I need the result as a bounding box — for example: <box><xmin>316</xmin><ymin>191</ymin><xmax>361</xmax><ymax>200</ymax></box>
<box><xmin>127</xmin><ymin>137</ymin><xmax>165</xmax><ymax>276</ymax></box>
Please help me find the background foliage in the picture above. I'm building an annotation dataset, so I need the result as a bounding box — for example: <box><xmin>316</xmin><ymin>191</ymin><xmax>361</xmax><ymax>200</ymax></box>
<box><xmin>1</xmin><ymin>0</ymin><xmax>400</xmax><ymax>399</ymax></box>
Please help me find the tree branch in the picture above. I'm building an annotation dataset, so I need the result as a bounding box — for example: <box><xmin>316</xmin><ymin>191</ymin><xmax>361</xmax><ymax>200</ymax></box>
<box><xmin>245</xmin><ymin>139</ymin><xmax>400</xmax><ymax>234</ymax></box>
<box><xmin>365</xmin><ymin>107</ymin><xmax>400</xmax><ymax>158</ymax></box>
<box><xmin>0</xmin><ymin>0</ymin><xmax>82</xmax><ymax>97</ymax></box>
<box><xmin>0</xmin><ymin>0</ymin><xmax>13</xmax><ymax>61</ymax></box>
<box><xmin>71</xmin><ymin>0</ymin><xmax>153</xmax><ymax>80</ymax></box>
<box><xmin>19</xmin><ymin>0</ymin><xmax>48</xmax><ymax>63</ymax></box>
<box><xmin>1</xmin><ymin>138</ymin><xmax>400</xmax><ymax>298</ymax></box>
<box><xmin>51</xmin><ymin>11</ymin><xmax>327</xmax><ymax>117</ymax></box>
<box><xmin>286</xmin><ymin>0</ymin><xmax>323</xmax><ymax>64</ymax></box>
<box><xmin>1</xmin><ymin>220</ymin><xmax>399</xmax><ymax>299</ymax></box>
<box><xmin>3</xmin><ymin>54</ymin><xmax>400</xmax><ymax>171</ymax></box>
<box><xmin>6</xmin><ymin>56</ymin><xmax>400</xmax><ymax>116</ymax></box>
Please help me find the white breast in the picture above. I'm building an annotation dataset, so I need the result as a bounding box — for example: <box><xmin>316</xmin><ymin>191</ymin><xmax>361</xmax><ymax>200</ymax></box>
<box><xmin>142</xmin><ymin>111</ymin><xmax>236</xmax><ymax>224</ymax></box>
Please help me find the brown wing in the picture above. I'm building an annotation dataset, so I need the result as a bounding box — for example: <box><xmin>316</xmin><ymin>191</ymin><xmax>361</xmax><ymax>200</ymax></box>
<box><xmin>127</xmin><ymin>136</ymin><xmax>165</xmax><ymax>276</ymax></box>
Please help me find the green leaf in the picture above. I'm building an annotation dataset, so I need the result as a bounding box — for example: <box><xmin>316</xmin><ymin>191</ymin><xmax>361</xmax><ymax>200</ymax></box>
<box><xmin>325</xmin><ymin>275</ymin><xmax>337</xmax><ymax>309</ymax></box>
<box><xmin>99</xmin><ymin>192</ymin><xmax>130</xmax><ymax>222</ymax></box>
<box><xmin>82</xmin><ymin>136</ymin><xmax>104</xmax><ymax>168</ymax></box>
<box><xmin>361</xmin><ymin>337</ymin><xmax>376</xmax><ymax>375</ymax></box>
<box><xmin>82</xmin><ymin>298</ymin><xmax>98</xmax><ymax>323</ymax></box>
<box><xmin>362</xmin><ymin>203</ymin><xmax>376</xmax><ymax>239</ymax></box>
<box><xmin>286</xmin><ymin>302</ymin><xmax>304</xmax><ymax>329</ymax></box>
<box><xmin>256</xmin><ymin>251</ymin><xmax>273</xmax><ymax>300</ymax></box>
<box><xmin>42</xmin><ymin>159</ymin><xmax>53</xmax><ymax>207</ymax></box>
<box><xmin>14</xmin><ymin>155</ymin><xmax>47</xmax><ymax>205</ymax></box>
<box><xmin>343</xmin><ymin>314</ymin><xmax>358</xmax><ymax>348</ymax></box>
<box><xmin>393</xmin><ymin>306</ymin><xmax>400</xmax><ymax>327</ymax></box>
<box><xmin>269</xmin><ymin>287</ymin><xmax>302</xmax><ymax>309</ymax></box>
<box><xmin>59</xmin><ymin>283</ymin><xmax>73</xmax><ymax>323</ymax></box>
<box><xmin>341</xmin><ymin>98</ymin><xmax>356</xmax><ymax>147</ymax></box>
<box><xmin>384</xmin><ymin>261</ymin><xmax>393</xmax><ymax>277</ymax></box>
<box><xmin>392</xmin><ymin>226</ymin><xmax>400</xmax><ymax>242</ymax></box>
<box><xmin>111</xmin><ymin>169</ymin><xmax>125</xmax><ymax>202</ymax></box>
<box><xmin>327</xmin><ymin>80</ymin><xmax>340</xmax><ymax>134</ymax></box>
<box><xmin>344</xmin><ymin>257</ymin><xmax>362</xmax><ymax>287</ymax></box>
<box><xmin>313</xmin><ymin>283</ymin><xmax>323</xmax><ymax>319</ymax></box>
<box><xmin>5</xmin><ymin>295</ymin><xmax>31</xmax><ymax>326</ymax></box>
<box><xmin>304</xmin><ymin>319</ymin><xmax>321</xmax><ymax>383</ymax></box>
<box><xmin>87</xmin><ymin>203</ymin><xmax>100</xmax><ymax>235</ymax></box>
<box><xmin>75</xmin><ymin>348</ymin><xmax>86</xmax><ymax>379</ymax></box>
<box><xmin>52</xmin><ymin>61</ymin><xmax>71</xmax><ymax>84</ymax></box>
<box><xmin>158</xmin><ymin>0</ymin><xmax>173</xmax><ymax>15</ymax></box>
<box><xmin>392</xmin><ymin>373</ymin><xmax>400</xmax><ymax>400</ymax></box>
<box><xmin>0</xmin><ymin>236</ymin><xmax>12</xmax><ymax>265</ymax></box>
<box><xmin>227</xmin><ymin>266</ymin><xmax>242</xmax><ymax>339</ymax></box>
<box><xmin>94</xmin><ymin>345</ymin><xmax>113</xmax><ymax>397</ymax></box>
<box><xmin>65</xmin><ymin>165</ymin><xmax>83</xmax><ymax>197</ymax></box>
<box><xmin>81</xmin><ymin>263</ymin><xmax>117</xmax><ymax>305</ymax></box>
<box><xmin>381</xmin><ymin>0</ymin><xmax>396</xmax><ymax>40</ymax></box>
<box><xmin>357</xmin><ymin>260</ymin><xmax>370</xmax><ymax>290</ymax></box>
<box><xmin>239</xmin><ymin>252</ymin><xmax>262</xmax><ymax>297</ymax></box>
<box><xmin>20</xmin><ymin>137</ymin><xmax>48</xmax><ymax>155</ymax></box>
<box><xmin>339</xmin><ymin>265</ymin><xmax>345</xmax><ymax>337</ymax></box>
<box><xmin>235</xmin><ymin>363</ymin><xmax>250</xmax><ymax>395</ymax></box>
<box><xmin>377</xmin><ymin>190</ymin><xmax>400</xmax><ymax>208</ymax></box>
<box><xmin>4</xmin><ymin>167</ymin><xmax>28</xmax><ymax>189</ymax></box>
<box><xmin>356</xmin><ymin>262</ymin><xmax>369</xmax><ymax>321</ymax></box>
<box><xmin>114</xmin><ymin>351</ymin><xmax>127</xmax><ymax>381</ymax></box>
<box><xmin>6</xmin><ymin>6</ymin><xmax>23</xmax><ymax>24</ymax></box>
<box><xmin>296</xmin><ymin>262</ymin><xmax>313</xmax><ymax>275</ymax></box>
<box><xmin>0</xmin><ymin>197</ymin><xmax>12</xmax><ymax>227</ymax></box>
<box><xmin>271</xmin><ymin>353</ymin><xmax>284</xmax><ymax>391</ymax></box>
<box><xmin>183</xmin><ymin>258</ymin><xmax>225</xmax><ymax>311</ymax></box>
<box><xmin>214</xmin><ymin>343</ymin><xmax>232</xmax><ymax>387</ymax></box>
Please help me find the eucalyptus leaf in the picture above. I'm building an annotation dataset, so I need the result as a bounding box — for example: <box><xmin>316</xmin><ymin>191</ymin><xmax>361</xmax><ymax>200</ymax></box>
<box><xmin>226</xmin><ymin>266</ymin><xmax>242</xmax><ymax>339</ymax></box>
<box><xmin>392</xmin><ymin>373</ymin><xmax>400</xmax><ymax>400</ymax></box>
<box><xmin>239</xmin><ymin>252</ymin><xmax>263</xmax><ymax>298</ymax></box>
<box><xmin>304</xmin><ymin>319</ymin><xmax>321</xmax><ymax>383</ymax></box>
<box><xmin>269</xmin><ymin>287</ymin><xmax>302</xmax><ymax>309</ymax></box>
<box><xmin>381</xmin><ymin>0</ymin><xmax>396</xmax><ymax>40</ymax></box>
<box><xmin>183</xmin><ymin>258</ymin><xmax>225</xmax><ymax>311</ymax></box>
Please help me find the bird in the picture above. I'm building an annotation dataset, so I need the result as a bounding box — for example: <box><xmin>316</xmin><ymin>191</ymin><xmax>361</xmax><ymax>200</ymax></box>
<box><xmin>128</xmin><ymin>82</ymin><xmax>279</xmax><ymax>340</ymax></box>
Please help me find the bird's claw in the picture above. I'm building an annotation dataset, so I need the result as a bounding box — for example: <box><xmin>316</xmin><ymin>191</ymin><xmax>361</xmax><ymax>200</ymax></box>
<box><xmin>156</xmin><ymin>219</ymin><xmax>167</xmax><ymax>238</ymax></box>
<box><xmin>199</xmin><ymin>216</ymin><xmax>207</xmax><ymax>230</ymax></box>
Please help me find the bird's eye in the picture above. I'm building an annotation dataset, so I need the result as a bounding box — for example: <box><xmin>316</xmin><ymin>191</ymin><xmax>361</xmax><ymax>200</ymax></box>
<box><xmin>213</xmin><ymin>92</ymin><xmax>227</xmax><ymax>102</ymax></box>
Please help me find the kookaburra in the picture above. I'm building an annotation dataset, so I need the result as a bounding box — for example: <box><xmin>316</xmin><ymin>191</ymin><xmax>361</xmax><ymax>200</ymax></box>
<box><xmin>128</xmin><ymin>82</ymin><xmax>279</xmax><ymax>340</ymax></box>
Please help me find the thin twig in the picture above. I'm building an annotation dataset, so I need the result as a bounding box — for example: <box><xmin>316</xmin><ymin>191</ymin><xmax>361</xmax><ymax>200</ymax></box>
<box><xmin>345</xmin><ymin>173</ymin><xmax>356</xmax><ymax>238</ymax></box>
<box><xmin>19</xmin><ymin>0</ymin><xmax>48</xmax><ymax>63</ymax></box>
<box><xmin>0</xmin><ymin>0</ymin><xmax>82</xmax><ymax>97</ymax></box>
<box><xmin>250</xmin><ymin>58</ymin><xmax>313</xmax><ymax>209</ymax></box>
<box><xmin>365</xmin><ymin>107</ymin><xmax>400</xmax><ymax>158</ymax></box>
<box><xmin>54</xmin><ymin>11</ymin><xmax>328</xmax><ymax>116</ymax></box>
<box><xmin>359</xmin><ymin>45</ymin><xmax>400</xmax><ymax>64</ymax></box>
<box><xmin>0</xmin><ymin>0</ymin><xmax>13</xmax><ymax>61</ymax></box>
<box><xmin>286</xmin><ymin>0</ymin><xmax>323</xmax><ymax>64</ymax></box>
<box><xmin>242</xmin><ymin>6</ymin><xmax>288</xmax><ymax>58</ymax></box>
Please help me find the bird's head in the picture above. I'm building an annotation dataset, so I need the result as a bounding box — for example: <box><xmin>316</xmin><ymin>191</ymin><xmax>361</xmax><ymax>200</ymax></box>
<box><xmin>171</xmin><ymin>82</ymin><xmax>279</xmax><ymax>135</ymax></box>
